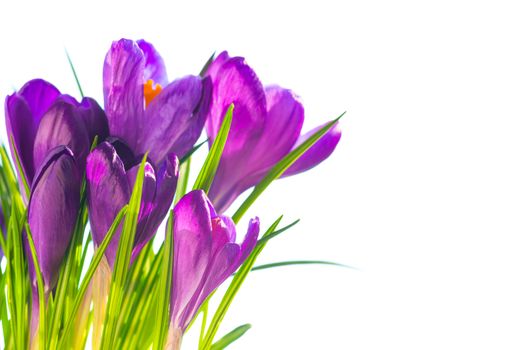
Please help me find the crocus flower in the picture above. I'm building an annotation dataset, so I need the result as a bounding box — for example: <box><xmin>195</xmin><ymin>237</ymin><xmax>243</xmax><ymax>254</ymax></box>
<box><xmin>27</xmin><ymin>146</ymin><xmax>80</xmax><ymax>291</ymax></box>
<box><xmin>5</xmin><ymin>79</ymin><xmax>108</xmax><ymax>191</ymax></box>
<box><xmin>204</xmin><ymin>52</ymin><xmax>342</xmax><ymax>212</ymax></box>
<box><xmin>86</xmin><ymin>141</ymin><xmax>179</xmax><ymax>266</ymax></box>
<box><xmin>103</xmin><ymin>39</ymin><xmax>212</xmax><ymax>165</ymax></box>
<box><xmin>168</xmin><ymin>190</ymin><xmax>259</xmax><ymax>344</ymax></box>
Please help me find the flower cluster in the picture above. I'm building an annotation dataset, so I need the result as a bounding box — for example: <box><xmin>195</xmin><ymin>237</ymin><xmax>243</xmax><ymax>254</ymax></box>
<box><xmin>1</xmin><ymin>39</ymin><xmax>341</xmax><ymax>349</ymax></box>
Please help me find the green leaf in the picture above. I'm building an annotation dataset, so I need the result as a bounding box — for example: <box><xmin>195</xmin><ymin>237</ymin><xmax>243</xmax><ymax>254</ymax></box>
<box><xmin>57</xmin><ymin>205</ymin><xmax>128</xmax><ymax>349</ymax></box>
<box><xmin>24</xmin><ymin>224</ymin><xmax>47</xmax><ymax>350</ymax></box>
<box><xmin>251</xmin><ymin>260</ymin><xmax>352</xmax><ymax>272</ymax></box>
<box><xmin>153</xmin><ymin>212</ymin><xmax>174</xmax><ymax>350</ymax></box>
<box><xmin>101</xmin><ymin>154</ymin><xmax>147</xmax><ymax>349</ymax></box>
<box><xmin>180</xmin><ymin>139</ymin><xmax>208</xmax><ymax>164</ymax></box>
<box><xmin>65</xmin><ymin>50</ymin><xmax>84</xmax><ymax>98</ymax></box>
<box><xmin>232</xmin><ymin>113</ymin><xmax>344</xmax><ymax>223</ymax></box>
<box><xmin>256</xmin><ymin>219</ymin><xmax>300</xmax><ymax>245</ymax></box>
<box><xmin>193</xmin><ymin>104</ymin><xmax>233</xmax><ymax>193</ymax></box>
<box><xmin>210</xmin><ymin>324</ymin><xmax>251</xmax><ymax>350</ymax></box>
<box><xmin>200</xmin><ymin>216</ymin><xmax>283</xmax><ymax>350</ymax></box>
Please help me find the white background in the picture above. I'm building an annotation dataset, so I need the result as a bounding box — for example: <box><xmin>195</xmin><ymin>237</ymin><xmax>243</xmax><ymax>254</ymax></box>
<box><xmin>1</xmin><ymin>1</ymin><xmax>524</xmax><ymax>349</ymax></box>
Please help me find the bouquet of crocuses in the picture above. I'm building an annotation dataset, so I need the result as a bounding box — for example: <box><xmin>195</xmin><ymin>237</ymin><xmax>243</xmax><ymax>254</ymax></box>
<box><xmin>0</xmin><ymin>39</ymin><xmax>342</xmax><ymax>350</ymax></box>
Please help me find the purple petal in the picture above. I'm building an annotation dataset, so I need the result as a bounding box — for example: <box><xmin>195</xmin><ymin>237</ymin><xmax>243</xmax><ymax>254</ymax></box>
<box><xmin>103</xmin><ymin>39</ymin><xmax>145</xmax><ymax>152</ymax></box>
<box><xmin>86</xmin><ymin>142</ymin><xmax>130</xmax><ymax>266</ymax></box>
<box><xmin>195</xmin><ymin>216</ymin><xmax>259</xmax><ymax>318</ymax></box>
<box><xmin>124</xmin><ymin>160</ymin><xmax>157</xmax><ymax>255</ymax></box>
<box><xmin>5</xmin><ymin>79</ymin><xmax>61</xmax><ymax>183</ymax></box>
<box><xmin>170</xmin><ymin>190</ymin><xmax>214</xmax><ymax>329</ymax></box>
<box><xmin>137</xmin><ymin>39</ymin><xmax>168</xmax><ymax>86</ymax></box>
<box><xmin>283</xmin><ymin>122</ymin><xmax>342</xmax><ymax>177</ymax></box>
<box><xmin>132</xmin><ymin>154</ymin><xmax>179</xmax><ymax>259</ymax></box>
<box><xmin>252</xmin><ymin>86</ymin><xmax>304</xmax><ymax>170</ymax></box>
<box><xmin>5</xmin><ymin>94</ymin><xmax>38</xmax><ymax>183</ymax></box>
<box><xmin>28</xmin><ymin>146</ymin><xmax>80</xmax><ymax>290</ymax></box>
<box><xmin>32</xmin><ymin>100</ymin><xmax>91</xmax><ymax>177</ymax></box>
<box><xmin>17</xmin><ymin>79</ymin><xmax>60</xmax><ymax>120</ymax></box>
<box><xmin>205</xmin><ymin>55</ymin><xmax>267</xmax><ymax>155</ymax></box>
<box><xmin>138</xmin><ymin>75</ymin><xmax>211</xmax><ymax>164</ymax></box>
<box><xmin>204</xmin><ymin>51</ymin><xmax>230</xmax><ymax>80</ymax></box>
<box><xmin>77</xmin><ymin>97</ymin><xmax>109</xmax><ymax>142</ymax></box>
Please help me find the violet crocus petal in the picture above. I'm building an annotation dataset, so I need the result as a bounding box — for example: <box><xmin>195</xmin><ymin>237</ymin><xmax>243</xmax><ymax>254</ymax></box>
<box><xmin>208</xmin><ymin>86</ymin><xmax>305</xmax><ymax>212</ymax></box>
<box><xmin>124</xmin><ymin>160</ymin><xmax>157</xmax><ymax>254</ymax></box>
<box><xmin>205</xmin><ymin>54</ymin><xmax>267</xmax><ymax>155</ymax></box>
<box><xmin>32</xmin><ymin>100</ymin><xmax>91</xmax><ymax>176</ymax></box>
<box><xmin>170</xmin><ymin>190</ymin><xmax>213</xmax><ymax>330</ymax></box>
<box><xmin>132</xmin><ymin>154</ymin><xmax>179</xmax><ymax>260</ymax></box>
<box><xmin>77</xmin><ymin>97</ymin><xmax>109</xmax><ymax>142</ymax></box>
<box><xmin>251</xmin><ymin>86</ymin><xmax>304</xmax><ymax>170</ymax></box>
<box><xmin>5</xmin><ymin>80</ymin><xmax>60</xmax><ymax>183</ymax></box>
<box><xmin>204</xmin><ymin>51</ymin><xmax>230</xmax><ymax>80</ymax></box>
<box><xmin>17</xmin><ymin>79</ymin><xmax>61</xmax><ymax>121</ymax></box>
<box><xmin>282</xmin><ymin>122</ymin><xmax>342</xmax><ymax>177</ymax></box>
<box><xmin>86</xmin><ymin>142</ymin><xmax>130</xmax><ymax>267</ymax></box>
<box><xmin>28</xmin><ymin>146</ymin><xmax>80</xmax><ymax>291</ymax></box>
<box><xmin>137</xmin><ymin>39</ymin><xmax>168</xmax><ymax>86</ymax></box>
<box><xmin>195</xmin><ymin>216</ymin><xmax>260</xmax><ymax>321</ymax></box>
<box><xmin>138</xmin><ymin>75</ymin><xmax>211</xmax><ymax>164</ymax></box>
<box><xmin>103</xmin><ymin>39</ymin><xmax>145</xmax><ymax>152</ymax></box>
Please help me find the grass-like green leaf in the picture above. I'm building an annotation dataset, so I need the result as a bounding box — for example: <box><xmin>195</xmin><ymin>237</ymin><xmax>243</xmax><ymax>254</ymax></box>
<box><xmin>65</xmin><ymin>50</ymin><xmax>84</xmax><ymax>98</ymax></box>
<box><xmin>57</xmin><ymin>205</ymin><xmax>128</xmax><ymax>349</ymax></box>
<box><xmin>210</xmin><ymin>324</ymin><xmax>251</xmax><ymax>350</ymax></box>
<box><xmin>24</xmin><ymin>224</ymin><xmax>47</xmax><ymax>350</ymax></box>
<box><xmin>200</xmin><ymin>216</ymin><xmax>283</xmax><ymax>350</ymax></box>
<box><xmin>256</xmin><ymin>219</ymin><xmax>300</xmax><ymax>245</ymax></box>
<box><xmin>101</xmin><ymin>154</ymin><xmax>147</xmax><ymax>349</ymax></box>
<box><xmin>180</xmin><ymin>139</ymin><xmax>208</xmax><ymax>164</ymax></box>
<box><xmin>251</xmin><ymin>260</ymin><xmax>351</xmax><ymax>272</ymax></box>
<box><xmin>232</xmin><ymin>113</ymin><xmax>344</xmax><ymax>223</ymax></box>
<box><xmin>153</xmin><ymin>211</ymin><xmax>174</xmax><ymax>350</ymax></box>
<box><xmin>193</xmin><ymin>104</ymin><xmax>233</xmax><ymax>193</ymax></box>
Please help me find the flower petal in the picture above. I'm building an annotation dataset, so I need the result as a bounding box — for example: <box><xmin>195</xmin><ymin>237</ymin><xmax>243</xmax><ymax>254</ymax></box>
<box><xmin>139</xmin><ymin>75</ymin><xmax>211</xmax><ymax>164</ymax></box>
<box><xmin>17</xmin><ymin>79</ymin><xmax>60</xmax><ymax>120</ymax></box>
<box><xmin>137</xmin><ymin>39</ymin><xmax>168</xmax><ymax>86</ymax></box>
<box><xmin>86</xmin><ymin>142</ymin><xmax>130</xmax><ymax>266</ymax></box>
<box><xmin>5</xmin><ymin>79</ymin><xmax>60</xmax><ymax>183</ymax></box>
<box><xmin>28</xmin><ymin>146</ymin><xmax>80</xmax><ymax>290</ymax></box>
<box><xmin>283</xmin><ymin>122</ymin><xmax>342</xmax><ymax>177</ymax></box>
<box><xmin>132</xmin><ymin>154</ymin><xmax>179</xmax><ymax>259</ymax></box>
<box><xmin>32</xmin><ymin>100</ymin><xmax>91</xmax><ymax>176</ymax></box>
<box><xmin>103</xmin><ymin>39</ymin><xmax>145</xmax><ymax>152</ymax></box>
<box><xmin>76</xmin><ymin>97</ymin><xmax>109</xmax><ymax>142</ymax></box>
<box><xmin>205</xmin><ymin>54</ymin><xmax>267</xmax><ymax>156</ymax></box>
<box><xmin>170</xmin><ymin>190</ymin><xmax>214</xmax><ymax>329</ymax></box>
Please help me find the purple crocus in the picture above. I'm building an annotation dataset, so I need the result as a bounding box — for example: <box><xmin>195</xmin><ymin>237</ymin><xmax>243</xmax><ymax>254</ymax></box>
<box><xmin>86</xmin><ymin>141</ymin><xmax>179</xmax><ymax>267</ymax></box>
<box><xmin>168</xmin><ymin>190</ymin><xmax>259</xmax><ymax>342</ymax></box>
<box><xmin>27</xmin><ymin>146</ymin><xmax>80</xmax><ymax>291</ymax></box>
<box><xmin>5</xmin><ymin>79</ymin><xmax>107</xmax><ymax>291</ymax></box>
<box><xmin>5</xmin><ymin>79</ymin><xmax>108</xmax><ymax>191</ymax></box>
<box><xmin>103</xmin><ymin>39</ymin><xmax>212</xmax><ymax>165</ymax></box>
<box><xmin>204</xmin><ymin>52</ymin><xmax>342</xmax><ymax>212</ymax></box>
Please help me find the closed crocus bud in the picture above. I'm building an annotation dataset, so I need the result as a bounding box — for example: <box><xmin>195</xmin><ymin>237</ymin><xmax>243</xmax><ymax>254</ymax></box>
<box><xmin>103</xmin><ymin>39</ymin><xmax>212</xmax><ymax>165</ymax></box>
<box><xmin>5</xmin><ymin>79</ymin><xmax>108</xmax><ymax>190</ymax></box>
<box><xmin>204</xmin><ymin>52</ymin><xmax>341</xmax><ymax>213</ymax></box>
<box><xmin>27</xmin><ymin>146</ymin><xmax>81</xmax><ymax>292</ymax></box>
<box><xmin>168</xmin><ymin>190</ymin><xmax>259</xmax><ymax>342</ymax></box>
<box><xmin>86</xmin><ymin>141</ymin><xmax>179</xmax><ymax>267</ymax></box>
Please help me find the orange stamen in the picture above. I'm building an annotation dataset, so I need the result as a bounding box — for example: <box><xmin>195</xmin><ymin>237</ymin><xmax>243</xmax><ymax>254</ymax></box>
<box><xmin>144</xmin><ymin>79</ymin><xmax>162</xmax><ymax>107</ymax></box>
